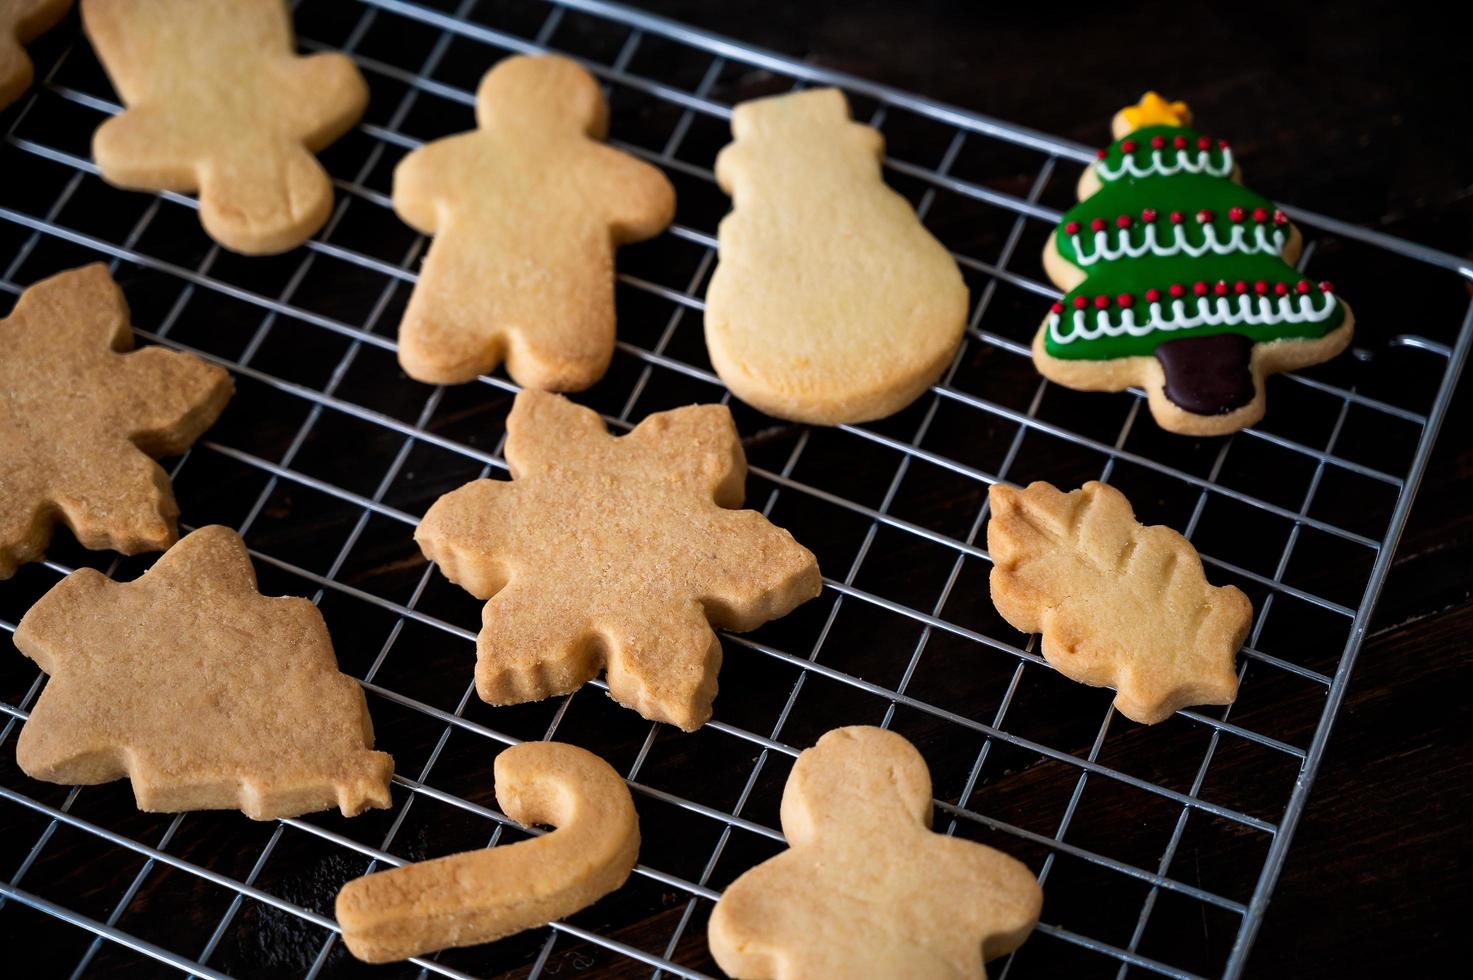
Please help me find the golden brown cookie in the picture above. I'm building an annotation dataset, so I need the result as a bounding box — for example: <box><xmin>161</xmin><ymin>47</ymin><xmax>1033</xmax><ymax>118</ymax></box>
<box><xmin>708</xmin><ymin>726</ymin><xmax>1042</xmax><ymax>979</ymax></box>
<box><xmin>987</xmin><ymin>480</ymin><xmax>1251</xmax><ymax>724</ymax></box>
<box><xmin>82</xmin><ymin>0</ymin><xmax>368</xmax><ymax>255</ymax></box>
<box><xmin>336</xmin><ymin>740</ymin><xmax>638</xmax><ymax>963</ymax></box>
<box><xmin>415</xmin><ymin>389</ymin><xmax>821</xmax><ymax>731</ymax></box>
<box><xmin>704</xmin><ymin>87</ymin><xmax>968</xmax><ymax>425</ymax></box>
<box><xmin>393</xmin><ymin>54</ymin><xmax>675</xmax><ymax>387</ymax></box>
<box><xmin>0</xmin><ymin>263</ymin><xmax>233</xmax><ymax>579</ymax></box>
<box><xmin>0</xmin><ymin>0</ymin><xmax>71</xmax><ymax>110</ymax></box>
<box><xmin>13</xmin><ymin>525</ymin><xmax>394</xmax><ymax>819</ymax></box>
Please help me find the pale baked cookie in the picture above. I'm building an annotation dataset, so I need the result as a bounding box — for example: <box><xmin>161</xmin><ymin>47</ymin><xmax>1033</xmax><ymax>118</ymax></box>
<box><xmin>415</xmin><ymin>389</ymin><xmax>821</xmax><ymax>731</ymax></box>
<box><xmin>393</xmin><ymin>54</ymin><xmax>675</xmax><ymax>388</ymax></box>
<box><xmin>987</xmin><ymin>480</ymin><xmax>1251</xmax><ymax>724</ymax></box>
<box><xmin>708</xmin><ymin>726</ymin><xmax>1042</xmax><ymax>979</ymax></box>
<box><xmin>82</xmin><ymin>0</ymin><xmax>368</xmax><ymax>255</ymax></box>
<box><xmin>1035</xmin><ymin>92</ymin><xmax>1354</xmax><ymax>436</ymax></box>
<box><xmin>0</xmin><ymin>0</ymin><xmax>71</xmax><ymax>110</ymax></box>
<box><xmin>336</xmin><ymin>741</ymin><xmax>638</xmax><ymax>963</ymax></box>
<box><xmin>704</xmin><ymin>88</ymin><xmax>968</xmax><ymax>425</ymax></box>
<box><xmin>13</xmin><ymin>525</ymin><xmax>394</xmax><ymax>819</ymax></box>
<box><xmin>0</xmin><ymin>263</ymin><xmax>232</xmax><ymax>578</ymax></box>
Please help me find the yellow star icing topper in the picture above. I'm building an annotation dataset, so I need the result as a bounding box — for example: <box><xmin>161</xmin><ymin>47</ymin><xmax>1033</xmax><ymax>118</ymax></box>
<box><xmin>1120</xmin><ymin>91</ymin><xmax>1192</xmax><ymax>130</ymax></box>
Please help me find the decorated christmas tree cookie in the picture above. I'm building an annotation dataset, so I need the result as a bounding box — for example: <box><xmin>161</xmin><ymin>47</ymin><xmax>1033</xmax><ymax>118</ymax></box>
<box><xmin>1034</xmin><ymin>93</ymin><xmax>1354</xmax><ymax>436</ymax></box>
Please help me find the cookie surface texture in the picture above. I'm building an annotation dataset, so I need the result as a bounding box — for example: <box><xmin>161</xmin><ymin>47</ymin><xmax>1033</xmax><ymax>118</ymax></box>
<box><xmin>0</xmin><ymin>0</ymin><xmax>71</xmax><ymax>109</ymax></box>
<box><xmin>336</xmin><ymin>741</ymin><xmax>638</xmax><ymax>963</ymax></box>
<box><xmin>0</xmin><ymin>263</ymin><xmax>233</xmax><ymax>578</ymax></box>
<box><xmin>704</xmin><ymin>87</ymin><xmax>968</xmax><ymax>425</ymax></box>
<box><xmin>82</xmin><ymin>0</ymin><xmax>368</xmax><ymax>254</ymax></box>
<box><xmin>1035</xmin><ymin>91</ymin><xmax>1353</xmax><ymax>435</ymax></box>
<box><xmin>415</xmin><ymin>389</ymin><xmax>821</xmax><ymax>731</ymax></box>
<box><xmin>393</xmin><ymin>54</ymin><xmax>675</xmax><ymax>388</ymax></box>
<box><xmin>987</xmin><ymin>480</ymin><xmax>1251</xmax><ymax>724</ymax></box>
<box><xmin>13</xmin><ymin>525</ymin><xmax>394</xmax><ymax>819</ymax></box>
<box><xmin>708</xmin><ymin>726</ymin><xmax>1042</xmax><ymax>979</ymax></box>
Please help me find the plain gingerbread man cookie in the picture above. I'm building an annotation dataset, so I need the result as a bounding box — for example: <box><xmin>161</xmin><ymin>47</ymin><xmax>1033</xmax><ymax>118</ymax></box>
<box><xmin>0</xmin><ymin>263</ymin><xmax>233</xmax><ymax>578</ymax></box>
<box><xmin>708</xmin><ymin>726</ymin><xmax>1042</xmax><ymax>979</ymax></box>
<box><xmin>14</xmin><ymin>525</ymin><xmax>394</xmax><ymax>819</ymax></box>
<box><xmin>0</xmin><ymin>0</ymin><xmax>71</xmax><ymax>110</ymax></box>
<box><xmin>82</xmin><ymin>0</ymin><xmax>368</xmax><ymax>254</ymax></box>
<box><xmin>987</xmin><ymin>480</ymin><xmax>1251</xmax><ymax>724</ymax></box>
<box><xmin>336</xmin><ymin>741</ymin><xmax>638</xmax><ymax>963</ymax></box>
<box><xmin>704</xmin><ymin>88</ymin><xmax>968</xmax><ymax>425</ymax></box>
<box><xmin>393</xmin><ymin>54</ymin><xmax>675</xmax><ymax>388</ymax></box>
<box><xmin>415</xmin><ymin>389</ymin><xmax>821</xmax><ymax>730</ymax></box>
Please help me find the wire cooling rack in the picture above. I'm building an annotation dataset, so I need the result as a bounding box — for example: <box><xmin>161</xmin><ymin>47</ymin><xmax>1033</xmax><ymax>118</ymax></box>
<box><xmin>1</xmin><ymin>1</ymin><xmax>1469</xmax><ymax>978</ymax></box>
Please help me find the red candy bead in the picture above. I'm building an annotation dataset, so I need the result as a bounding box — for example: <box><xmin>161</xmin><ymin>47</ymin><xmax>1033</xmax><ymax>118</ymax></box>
<box><xmin>1065</xmin><ymin>221</ymin><xmax>1081</xmax><ymax>235</ymax></box>
<box><xmin>1116</xmin><ymin>214</ymin><xmax>1133</xmax><ymax>229</ymax></box>
<box><xmin>1073</xmin><ymin>296</ymin><xmax>1089</xmax><ymax>309</ymax></box>
<box><xmin>1050</xmin><ymin>302</ymin><xmax>1064</xmax><ymax>314</ymax></box>
<box><xmin>1233</xmin><ymin>281</ymin><xmax>1249</xmax><ymax>294</ymax></box>
<box><xmin>1145</xmin><ymin>288</ymin><xmax>1162</xmax><ymax>303</ymax></box>
<box><xmin>1169</xmin><ymin>210</ymin><xmax>1185</xmax><ymax>224</ymax></box>
<box><xmin>1117</xmin><ymin>293</ymin><xmax>1135</xmax><ymax>308</ymax></box>
<box><xmin>1169</xmin><ymin>283</ymin><xmax>1186</xmax><ymax>298</ymax></box>
<box><xmin>1253</xmin><ymin>280</ymin><xmax>1270</xmax><ymax>295</ymax></box>
<box><xmin>1274</xmin><ymin>282</ymin><xmax>1290</xmax><ymax>296</ymax></box>
<box><xmin>1096</xmin><ymin>148</ymin><xmax>1108</xmax><ymax>159</ymax></box>
<box><xmin>1150</xmin><ymin>135</ymin><xmax>1166</xmax><ymax>149</ymax></box>
<box><xmin>1196</xmin><ymin>209</ymin><xmax>1214</xmax><ymax>223</ymax></box>
<box><xmin>1197</xmin><ymin>136</ymin><xmax>1213</xmax><ymax>150</ymax></box>
<box><xmin>1193</xmin><ymin>281</ymin><xmax>1209</xmax><ymax>296</ymax></box>
<box><xmin>1095</xmin><ymin>295</ymin><xmax>1112</xmax><ymax>309</ymax></box>
<box><xmin>1141</xmin><ymin>208</ymin><xmax>1158</xmax><ymax>222</ymax></box>
<box><xmin>1252</xmin><ymin>207</ymin><xmax>1270</xmax><ymax>222</ymax></box>
<box><xmin>1319</xmin><ymin>281</ymin><xmax>1335</xmax><ymax>293</ymax></box>
<box><xmin>1273</xmin><ymin>209</ymin><xmax>1289</xmax><ymax>225</ymax></box>
<box><xmin>1173</xmin><ymin>135</ymin><xmax>1188</xmax><ymax>149</ymax></box>
<box><xmin>1296</xmin><ymin>280</ymin><xmax>1313</xmax><ymax>294</ymax></box>
<box><xmin>1228</xmin><ymin>206</ymin><xmax>1246</xmax><ymax>223</ymax></box>
<box><xmin>1214</xmin><ymin>282</ymin><xmax>1230</xmax><ymax>296</ymax></box>
<box><xmin>1219</xmin><ymin>139</ymin><xmax>1230</xmax><ymax>149</ymax></box>
<box><xmin>1091</xmin><ymin>217</ymin><xmax>1107</xmax><ymax>232</ymax></box>
<box><xmin>1122</xmin><ymin>140</ymin><xmax>1138</xmax><ymax>152</ymax></box>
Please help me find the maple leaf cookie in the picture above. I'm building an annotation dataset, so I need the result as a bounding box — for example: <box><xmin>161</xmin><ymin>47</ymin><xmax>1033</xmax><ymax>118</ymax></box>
<box><xmin>392</xmin><ymin>54</ymin><xmax>675</xmax><ymax>388</ymax></box>
<box><xmin>987</xmin><ymin>480</ymin><xmax>1251</xmax><ymax>724</ymax></box>
<box><xmin>415</xmin><ymin>389</ymin><xmax>821</xmax><ymax>731</ymax></box>
<box><xmin>1035</xmin><ymin>92</ymin><xmax>1354</xmax><ymax>435</ymax></box>
<box><xmin>0</xmin><ymin>263</ymin><xmax>233</xmax><ymax>579</ymax></box>
<box><xmin>13</xmin><ymin>525</ymin><xmax>394</xmax><ymax>819</ymax></box>
<box><xmin>82</xmin><ymin>0</ymin><xmax>369</xmax><ymax>254</ymax></box>
<box><xmin>0</xmin><ymin>0</ymin><xmax>71</xmax><ymax>110</ymax></box>
<box><xmin>704</xmin><ymin>88</ymin><xmax>968</xmax><ymax>425</ymax></box>
<box><xmin>708</xmin><ymin>726</ymin><xmax>1042</xmax><ymax>979</ymax></box>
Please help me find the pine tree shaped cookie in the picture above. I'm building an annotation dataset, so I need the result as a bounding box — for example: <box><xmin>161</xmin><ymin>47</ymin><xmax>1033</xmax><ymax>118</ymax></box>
<box><xmin>14</xmin><ymin>525</ymin><xmax>394</xmax><ymax>819</ymax></box>
<box><xmin>393</xmin><ymin>54</ymin><xmax>675</xmax><ymax>388</ymax></box>
<box><xmin>0</xmin><ymin>0</ymin><xmax>71</xmax><ymax>110</ymax></box>
<box><xmin>82</xmin><ymin>0</ymin><xmax>368</xmax><ymax>254</ymax></box>
<box><xmin>1034</xmin><ymin>92</ymin><xmax>1354</xmax><ymax>435</ymax></box>
<box><xmin>415</xmin><ymin>389</ymin><xmax>821</xmax><ymax>731</ymax></box>
<box><xmin>704</xmin><ymin>88</ymin><xmax>968</xmax><ymax>425</ymax></box>
<box><xmin>0</xmin><ymin>263</ymin><xmax>233</xmax><ymax>578</ymax></box>
<box><xmin>708</xmin><ymin>726</ymin><xmax>1042</xmax><ymax>979</ymax></box>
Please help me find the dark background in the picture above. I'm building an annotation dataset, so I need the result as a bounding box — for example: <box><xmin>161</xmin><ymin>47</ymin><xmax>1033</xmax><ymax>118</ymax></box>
<box><xmin>622</xmin><ymin>0</ymin><xmax>1473</xmax><ymax>975</ymax></box>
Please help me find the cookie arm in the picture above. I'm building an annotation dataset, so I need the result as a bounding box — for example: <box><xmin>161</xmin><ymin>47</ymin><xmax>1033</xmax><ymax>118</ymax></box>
<box><xmin>391</xmin><ymin>137</ymin><xmax>470</xmax><ymax>234</ymax></box>
<box><xmin>587</xmin><ymin>146</ymin><xmax>675</xmax><ymax>243</ymax></box>
<box><xmin>113</xmin><ymin>347</ymin><xmax>233</xmax><ymax>456</ymax></box>
<box><xmin>271</xmin><ymin>51</ymin><xmax>368</xmax><ymax>150</ymax></box>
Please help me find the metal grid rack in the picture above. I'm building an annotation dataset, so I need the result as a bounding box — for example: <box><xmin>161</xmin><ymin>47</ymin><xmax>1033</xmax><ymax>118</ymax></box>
<box><xmin>0</xmin><ymin>1</ymin><xmax>1469</xmax><ymax>977</ymax></box>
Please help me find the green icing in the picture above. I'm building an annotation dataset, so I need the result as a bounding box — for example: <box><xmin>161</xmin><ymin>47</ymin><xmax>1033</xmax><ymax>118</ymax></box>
<box><xmin>1045</xmin><ymin>124</ymin><xmax>1344</xmax><ymax>360</ymax></box>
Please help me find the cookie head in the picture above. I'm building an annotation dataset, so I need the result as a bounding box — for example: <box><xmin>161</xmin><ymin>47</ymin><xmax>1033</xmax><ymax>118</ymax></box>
<box><xmin>779</xmin><ymin>726</ymin><xmax>932</xmax><ymax>845</ymax></box>
<box><xmin>475</xmin><ymin>53</ymin><xmax>608</xmax><ymax>138</ymax></box>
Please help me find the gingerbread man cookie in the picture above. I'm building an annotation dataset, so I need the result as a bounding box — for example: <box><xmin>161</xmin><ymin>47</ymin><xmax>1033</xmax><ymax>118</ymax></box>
<box><xmin>415</xmin><ymin>389</ymin><xmax>821</xmax><ymax>731</ymax></box>
<box><xmin>393</xmin><ymin>54</ymin><xmax>675</xmax><ymax>387</ymax></box>
<box><xmin>337</xmin><ymin>741</ymin><xmax>638</xmax><ymax>963</ymax></box>
<box><xmin>708</xmin><ymin>726</ymin><xmax>1042</xmax><ymax>979</ymax></box>
<box><xmin>14</xmin><ymin>525</ymin><xmax>394</xmax><ymax>819</ymax></box>
<box><xmin>988</xmin><ymin>480</ymin><xmax>1251</xmax><ymax>724</ymax></box>
<box><xmin>1035</xmin><ymin>92</ymin><xmax>1354</xmax><ymax>436</ymax></box>
<box><xmin>0</xmin><ymin>263</ymin><xmax>232</xmax><ymax>579</ymax></box>
<box><xmin>704</xmin><ymin>87</ymin><xmax>968</xmax><ymax>425</ymax></box>
<box><xmin>0</xmin><ymin>0</ymin><xmax>71</xmax><ymax>110</ymax></box>
<box><xmin>82</xmin><ymin>0</ymin><xmax>368</xmax><ymax>254</ymax></box>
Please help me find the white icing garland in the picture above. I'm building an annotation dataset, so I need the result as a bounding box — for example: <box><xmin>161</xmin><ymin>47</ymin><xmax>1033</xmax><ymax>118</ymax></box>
<box><xmin>1070</xmin><ymin>222</ymin><xmax>1287</xmax><ymax>266</ymax></box>
<box><xmin>1096</xmin><ymin>146</ymin><xmax>1234</xmax><ymax>182</ymax></box>
<box><xmin>1047</xmin><ymin>291</ymin><xmax>1338</xmax><ymax>347</ymax></box>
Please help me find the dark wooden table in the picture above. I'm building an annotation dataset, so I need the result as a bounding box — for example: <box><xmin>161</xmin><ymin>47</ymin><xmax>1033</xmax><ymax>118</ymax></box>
<box><xmin>631</xmin><ymin>1</ymin><xmax>1473</xmax><ymax>975</ymax></box>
